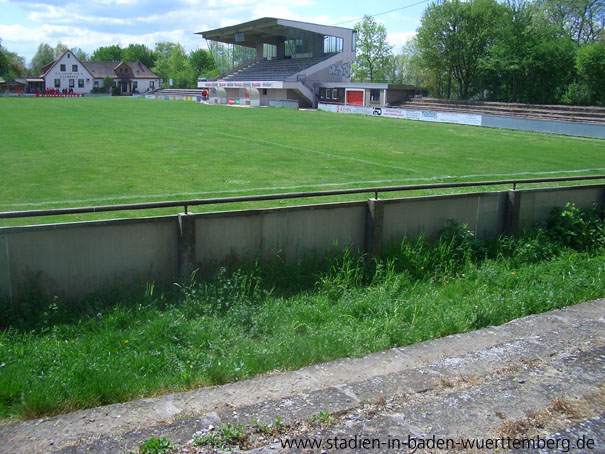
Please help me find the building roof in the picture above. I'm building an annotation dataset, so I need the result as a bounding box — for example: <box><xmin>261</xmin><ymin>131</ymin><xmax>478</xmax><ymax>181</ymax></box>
<box><xmin>199</xmin><ymin>17</ymin><xmax>354</xmax><ymax>47</ymax></box>
<box><xmin>39</xmin><ymin>50</ymin><xmax>158</xmax><ymax>80</ymax></box>
<box><xmin>83</xmin><ymin>61</ymin><xmax>158</xmax><ymax>79</ymax></box>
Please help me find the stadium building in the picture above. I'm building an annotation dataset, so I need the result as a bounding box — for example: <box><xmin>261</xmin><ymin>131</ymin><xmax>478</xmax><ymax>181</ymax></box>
<box><xmin>197</xmin><ymin>17</ymin><xmax>419</xmax><ymax>108</ymax></box>
<box><xmin>39</xmin><ymin>51</ymin><xmax>162</xmax><ymax>95</ymax></box>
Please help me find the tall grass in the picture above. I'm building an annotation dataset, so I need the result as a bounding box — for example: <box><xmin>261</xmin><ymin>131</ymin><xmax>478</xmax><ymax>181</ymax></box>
<box><xmin>0</xmin><ymin>204</ymin><xmax>603</xmax><ymax>420</ymax></box>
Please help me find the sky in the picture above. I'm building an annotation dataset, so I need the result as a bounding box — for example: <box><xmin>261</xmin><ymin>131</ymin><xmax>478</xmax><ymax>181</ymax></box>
<box><xmin>0</xmin><ymin>0</ymin><xmax>427</xmax><ymax>65</ymax></box>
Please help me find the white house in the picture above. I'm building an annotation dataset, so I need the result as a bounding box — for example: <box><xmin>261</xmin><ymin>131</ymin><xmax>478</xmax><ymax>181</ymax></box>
<box><xmin>40</xmin><ymin>51</ymin><xmax>162</xmax><ymax>95</ymax></box>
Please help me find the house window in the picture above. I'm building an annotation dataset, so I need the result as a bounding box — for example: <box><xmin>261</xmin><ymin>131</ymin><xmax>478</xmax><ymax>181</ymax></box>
<box><xmin>370</xmin><ymin>89</ymin><xmax>380</xmax><ymax>102</ymax></box>
<box><xmin>78</xmin><ymin>79</ymin><xmax>84</xmax><ymax>88</ymax></box>
<box><xmin>69</xmin><ymin>79</ymin><xmax>74</xmax><ymax>88</ymax></box>
<box><xmin>72</xmin><ymin>65</ymin><xmax>78</xmax><ymax>72</ymax></box>
<box><xmin>150</xmin><ymin>81</ymin><xmax>154</xmax><ymax>89</ymax></box>
<box><xmin>132</xmin><ymin>81</ymin><xmax>137</xmax><ymax>90</ymax></box>
<box><xmin>54</xmin><ymin>79</ymin><xmax>60</xmax><ymax>87</ymax></box>
<box><xmin>94</xmin><ymin>81</ymin><xmax>99</xmax><ymax>88</ymax></box>
<box><xmin>60</xmin><ymin>64</ymin><xmax>66</xmax><ymax>71</ymax></box>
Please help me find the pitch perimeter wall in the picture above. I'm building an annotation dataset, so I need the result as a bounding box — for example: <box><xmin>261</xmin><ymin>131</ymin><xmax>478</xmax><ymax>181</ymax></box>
<box><xmin>1</xmin><ymin>184</ymin><xmax>603</xmax><ymax>302</ymax></box>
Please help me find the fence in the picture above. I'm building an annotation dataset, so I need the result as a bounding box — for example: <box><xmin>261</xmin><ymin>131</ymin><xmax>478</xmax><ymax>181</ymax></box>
<box><xmin>1</xmin><ymin>176</ymin><xmax>603</xmax><ymax>302</ymax></box>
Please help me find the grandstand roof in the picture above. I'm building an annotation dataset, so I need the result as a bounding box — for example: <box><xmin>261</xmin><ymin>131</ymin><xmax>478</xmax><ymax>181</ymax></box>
<box><xmin>198</xmin><ymin>17</ymin><xmax>353</xmax><ymax>47</ymax></box>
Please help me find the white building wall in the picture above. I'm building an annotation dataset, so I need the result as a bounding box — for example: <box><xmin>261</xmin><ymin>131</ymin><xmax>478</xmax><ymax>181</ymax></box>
<box><xmin>44</xmin><ymin>52</ymin><xmax>94</xmax><ymax>94</ymax></box>
<box><xmin>134</xmin><ymin>79</ymin><xmax>160</xmax><ymax>92</ymax></box>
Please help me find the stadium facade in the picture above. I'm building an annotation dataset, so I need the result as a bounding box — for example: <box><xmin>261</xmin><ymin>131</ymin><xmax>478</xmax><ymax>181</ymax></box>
<box><xmin>197</xmin><ymin>17</ymin><xmax>419</xmax><ymax>108</ymax></box>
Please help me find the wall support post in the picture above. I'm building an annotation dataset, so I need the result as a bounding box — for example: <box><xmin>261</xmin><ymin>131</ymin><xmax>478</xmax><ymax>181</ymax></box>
<box><xmin>503</xmin><ymin>190</ymin><xmax>522</xmax><ymax>236</ymax></box>
<box><xmin>365</xmin><ymin>198</ymin><xmax>384</xmax><ymax>257</ymax></box>
<box><xmin>178</xmin><ymin>214</ymin><xmax>196</xmax><ymax>280</ymax></box>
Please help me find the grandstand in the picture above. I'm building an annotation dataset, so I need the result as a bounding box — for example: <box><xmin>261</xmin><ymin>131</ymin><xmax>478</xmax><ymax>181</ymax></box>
<box><xmin>196</xmin><ymin>18</ymin><xmax>356</xmax><ymax>107</ymax></box>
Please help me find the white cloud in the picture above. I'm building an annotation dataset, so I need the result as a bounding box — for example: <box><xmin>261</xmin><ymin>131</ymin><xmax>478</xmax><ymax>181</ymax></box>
<box><xmin>387</xmin><ymin>31</ymin><xmax>416</xmax><ymax>50</ymax></box>
<box><xmin>0</xmin><ymin>0</ymin><xmax>394</xmax><ymax>63</ymax></box>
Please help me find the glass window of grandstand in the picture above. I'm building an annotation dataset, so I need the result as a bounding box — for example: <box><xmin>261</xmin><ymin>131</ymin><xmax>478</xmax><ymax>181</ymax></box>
<box><xmin>69</xmin><ymin>79</ymin><xmax>74</xmax><ymax>88</ymax></box>
<box><xmin>263</xmin><ymin>44</ymin><xmax>277</xmax><ymax>59</ymax></box>
<box><xmin>60</xmin><ymin>64</ymin><xmax>66</xmax><ymax>71</ymax></box>
<box><xmin>323</xmin><ymin>36</ymin><xmax>343</xmax><ymax>55</ymax></box>
<box><xmin>370</xmin><ymin>89</ymin><xmax>380</xmax><ymax>103</ymax></box>
<box><xmin>72</xmin><ymin>65</ymin><xmax>78</xmax><ymax>72</ymax></box>
<box><xmin>78</xmin><ymin>79</ymin><xmax>84</xmax><ymax>88</ymax></box>
<box><xmin>283</xmin><ymin>29</ymin><xmax>320</xmax><ymax>59</ymax></box>
<box><xmin>54</xmin><ymin>79</ymin><xmax>60</xmax><ymax>87</ymax></box>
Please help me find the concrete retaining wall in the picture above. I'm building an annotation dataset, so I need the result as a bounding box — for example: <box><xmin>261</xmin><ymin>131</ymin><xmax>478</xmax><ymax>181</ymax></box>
<box><xmin>481</xmin><ymin>115</ymin><xmax>605</xmax><ymax>139</ymax></box>
<box><xmin>1</xmin><ymin>185</ymin><xmax>603</xmax><ymax>302</ymax></box>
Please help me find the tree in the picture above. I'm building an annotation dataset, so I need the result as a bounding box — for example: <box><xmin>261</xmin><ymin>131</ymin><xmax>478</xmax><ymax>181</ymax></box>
<box><xmin>573</xmin><ymin>42</ymin><xmax>605</xmax><ymax>104</ymax></box>
<box><xmin>352</xmin><ymin>15</ymin><xmax>392</xmax><ymax>82</ymax></box>
<box><xmin>102</xmin><ymin>76</ymin><xmax>113</xmax><ymax>93</ymax></box>
<box><xmin>70</xmin><ymin>47</ymin><xmax>88</xmax><ymax>61</ymax></box>
<box><xmin>90</xmin><ymin>45</ymin><xmax>123</xmax><ymax>62</ymax></box>
<box><xmin>29</xmin><ymin>43</ymin><xmax>55</xmax><ymax>76</ymax></box>
<box><xmin>122</xmin><ymin>44</ymin><xmax>156</xmax><ymax>68</ymax></box>
<box><xmin>388</xmin><ymin>39</ymin><xmax>426</xmax><ymax>87</ymax></box>
<box><xmin>153</xmin><ymin>42</ymin><xmax>197</xmax><ymax>88</ymax></box>
<box><xmin>189</xmin><ymin>48</ymin><xmax>217</xmax><ymax>79</ymax></box>
<box><xmin>417</xmin><ymin>0</ymin><xmax>504</xmax><ymax>99</ymax></box>
<box><xmin>54</xmin><ymin>42</ymin><xmax>69</xmax><ymax>57</ymax></box>
<box><xmin>535</xmin><ymin>0</ymin><xmax>604</xmax><ymax>43</ymax></box>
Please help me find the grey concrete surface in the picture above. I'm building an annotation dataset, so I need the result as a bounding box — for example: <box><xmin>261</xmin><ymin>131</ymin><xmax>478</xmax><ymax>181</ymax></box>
<box><xmin>481</xmin><ymin>115</ymin><xmax>605</xmax><ymax>139</ymax></box>
<box><xmin>2</xmin><ymin>184</ymin><xmax>603</xmax><ymax>303</ymax></box>
<box><xmin>1</xmin><ymin>299</ymin><xmax>603</xmax><ymax>454</ymax></box>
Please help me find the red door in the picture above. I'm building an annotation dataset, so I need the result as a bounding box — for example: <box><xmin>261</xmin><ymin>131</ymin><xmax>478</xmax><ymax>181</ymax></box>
<box><xmin>346</xmin><ymin>90</ymin><xmax>364</xmax><ymax>106</ymax></box>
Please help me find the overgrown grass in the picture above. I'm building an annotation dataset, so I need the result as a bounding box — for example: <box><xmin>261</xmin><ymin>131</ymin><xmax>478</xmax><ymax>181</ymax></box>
<box><xmin>0</xmin><ymin>204</ymin><xmax>603</xmax><ymax>421</ymax></box>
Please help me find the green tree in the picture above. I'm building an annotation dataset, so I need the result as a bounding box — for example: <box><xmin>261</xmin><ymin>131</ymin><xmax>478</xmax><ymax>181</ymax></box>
<box><xmin>54</xmin><ymin>42</ymin><xmax>69</xmax><ymax>57</ymax></box>
<box><xmin>388</xmin><ymin>39</ymin><xmax>426</xmax><ymax>87</ymax></box>
<box><xmin>153</xmin><ymin>42</ymin><xmax>196</xmax><ymax>88</ymax></box>
<box><xmin>122</xmin><ymin>44</ymin><xmax>156</xmax><ymax>68</ymax></box>
<box><xmin>29</xmin><ymin>43</ymin><xmax>55</xmax><ymax>76</ymax></box>
<box><xmin>417</xmin><ymin>0</ymin><xmax>504</xmax><ymax>99</ymax></box>
<box><xmin>535</xmin><ymin>0</ymin><xmax>604</xmax><ymax>43</ymax></box>
<box><xmin>90</xmin><ymin>45</ymin><xmax>123</xmax><ymax>62</ymax></box>
<box><xmin>572</xmin><ymin>41</ymin><xmax>605</xmax><ymax>104</ymax></box>
<box><xmin>352</xmin><ymin>15</ymin><xmax>392</xmax><ymax>82</ymax></box>
<box><xmin>189</xmin><ymin>48</ymin><xmax>217</xmax><ymax>79</ymax></box>
<box><xmin>70</xmin><ymin>47</ymin><xmax>88</xmax><ymax>61</ymax></box>
<box><xmin>102</xmin><ymin>76</ymin><xmax>113</xmax><ymax>93</ymax></box>
<box><xmin>480</xmin><ymin>1</ymin><xmax>540</xmax><ymax>102</ymax></box>
<box><xmin>0</xmin><ymin>51</ymin><xmax>7</xmax><ymax>75</ymax></box>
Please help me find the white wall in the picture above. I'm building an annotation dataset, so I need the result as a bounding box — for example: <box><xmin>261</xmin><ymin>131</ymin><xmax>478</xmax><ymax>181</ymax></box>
<box><xmin>44</xmin><ymin>52</ymin><xmax>94</xmax><ymax>94</ymax></box>
<box><xmin>134</xmin><ymin>79</ymin><xmax>160</xmax><ymax>92</ymax></box>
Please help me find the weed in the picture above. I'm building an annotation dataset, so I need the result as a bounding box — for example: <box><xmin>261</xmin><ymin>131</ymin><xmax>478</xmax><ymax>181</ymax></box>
<box><xmin>252</xmin><ymin>416</ymin><xmax>282</xmax><ymax>435</ymax></box>
<box><xmin>307</xmin><ymin>411</ymin><xmax>335</xmax><ymax>425</ymax></box>
<box><xmin>138</xmin><ymin>437</ymin><xmax>172</xmax><ymax>454</ymax></box>
<box><xmin>193</xmin><ymin>423</ymin><xmax>247</xmax><ymax>448</ymax></box>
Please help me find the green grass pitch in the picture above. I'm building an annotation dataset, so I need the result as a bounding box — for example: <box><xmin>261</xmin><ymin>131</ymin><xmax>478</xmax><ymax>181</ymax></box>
<box><xmin>0</xmin><ymin>97</ymin><xmax>603</xmax><ymax>226</ymax></box>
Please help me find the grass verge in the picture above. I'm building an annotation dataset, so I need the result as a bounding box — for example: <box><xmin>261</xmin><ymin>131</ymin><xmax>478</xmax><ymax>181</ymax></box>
<box><xmin>0</xmin><ymin>204</ymin><xmax>603</xmax><ymax>421</ymax></box>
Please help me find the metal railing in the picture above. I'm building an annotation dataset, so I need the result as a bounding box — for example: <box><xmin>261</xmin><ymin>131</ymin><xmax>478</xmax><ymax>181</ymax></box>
<box><xmin>1</xmin><ymin>175</ymin><xmax>603</xmax><ymax>220</ymax></box>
